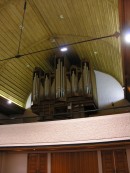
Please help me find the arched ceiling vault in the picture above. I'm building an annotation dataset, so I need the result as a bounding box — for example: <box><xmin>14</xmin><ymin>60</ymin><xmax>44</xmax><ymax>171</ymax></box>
<box><xmin>0</xmin><ymin>0</ymin><xmax>123</xmax><ymax>107</ymax></box>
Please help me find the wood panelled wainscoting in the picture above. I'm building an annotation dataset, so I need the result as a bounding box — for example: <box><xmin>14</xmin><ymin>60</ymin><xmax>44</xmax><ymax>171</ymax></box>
<box><xmin>102</xmin><ymin>149</ymin><xmax>129</xmax><ymax>173</ymax></box>
<box><xmin>28</xmin><ymin>153</ymin><xmax>47</xmax><ymax>173</ymax></box>
<box><xmin>51</xmin><ymin>151</ymin><xmax>98</xmax><ymax>173</ymax></box>
<box><xmin>27</xmin><ymin>149</ymin><xmax>129</xmax><ymax>173</ymax></box>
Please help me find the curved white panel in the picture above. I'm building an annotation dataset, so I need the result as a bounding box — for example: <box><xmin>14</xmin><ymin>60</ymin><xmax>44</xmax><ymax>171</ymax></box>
<box><xmin>25</xmin><ymin>94</ymin><xmax>32</xmax><ymax>109</ymax></box>
<box><xmin>94</xmin><ymin>70</ymin><xmax>124</xmax><ymax>108</ymax></box>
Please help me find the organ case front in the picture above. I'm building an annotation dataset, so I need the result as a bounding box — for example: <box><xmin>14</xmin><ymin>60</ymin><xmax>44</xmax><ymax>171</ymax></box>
<box><xmin>31</xmin><ymin>56</ymin><xmax>97</xmax><ymax>120</ymax></box>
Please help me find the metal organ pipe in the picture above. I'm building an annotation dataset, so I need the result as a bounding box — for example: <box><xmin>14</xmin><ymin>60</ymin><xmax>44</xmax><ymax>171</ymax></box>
<box><xmin>56</xmin><ymin>65</ymin><xmax>58</xmax><ymax>98</ymax></box>
<box><xmin>58</xmin><ymin>59</ymin><xmax>60</xmax><ymax>98</ymax></box>
<box><xmin>75</xmin><ymin>72</ymin><xmax>78</xmax><ymax>92</ymax></box>
<box><xmin>51</xmin><ymin>79</ymin><xmax>55</xmax><ymax>98</ymax></box>
<box><xmin>72</xmin><ymin>71</ymin><xmax>75</xmax><ymax>93</ymax></box>
<box><xmin>60</xmin><ymin>61</ymin><xmax>62</xmax><ymax>97</ymax></box>
<box><xmin>35</xmin><ymin>74</ymin><xmax>39</xmax><ymax>102</ymax></box>
<box><xmin>62</xmin><ymin>66</ymin><xmax>65</xmax><ymax>97</ymax></box>
<box><xmin>83</xmin><ymin>63</ymin><xmax>88</xmax><ymax>94</ymax></box>
<box><xmin>83</xmin><ymin>62</ymin><xmax>91</xmax><ymax>94</ymax></box>
<box><xmin>72</xmin><ymin>69</ymin><xmax>78</xmax><ymax>94</ymax></box>
<box><xmin>45</xmin><ymin>75</ymin><xmax>49</xmax><ymax>97</ymax></box>
<box><xmin>56</xmin><ymin>58</ymin><xmax>65</xmax><ymax>98</ymax></box>
<box><xmin>87</xmin><ymin>70</ymin><xmax>91</xmax><ymax>94</ymax></box>
<box><xmin>40</xmin><ymin>81</ymin><xmax>44</xmax><ymax>99</ymax></box>
<box><xmin>32</xmin><ymin>73</ymin><xmax>36</xmax><ymax>102</ymax></box>
<box><xmin>32</xmin><ymin>73</ymin><xmax>39</xmax><ymax>102</ymax></box>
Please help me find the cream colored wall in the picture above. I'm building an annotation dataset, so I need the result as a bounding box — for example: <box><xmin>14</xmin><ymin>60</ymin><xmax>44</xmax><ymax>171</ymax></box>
<box><xmin>1</xmin><ymin>152</ymin><xmax>27</xmax><ymax>173</ymax></box>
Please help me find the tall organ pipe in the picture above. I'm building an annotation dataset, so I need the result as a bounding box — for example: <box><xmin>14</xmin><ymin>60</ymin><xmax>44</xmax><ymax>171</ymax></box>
<box><xmin>87</xmin><ymin>70</ymin><xmax>91</xmax><ymax>94</ymax></box>
<box><xmin>40</xmin><ymin>81</ymin><xmax>44</xmax><ymax>99</ymax></box>
<box><xmin>33</xmin><ymin>73</ymin><xmax>41</xmax><ymax>102</ymax></box>
<box><xmin>72</xmin><ymin>69</ymin><xmax>78</xmax><ymax>94</ymax></box>
<box><xmin>62</xmin><ymin>66</ymin><xmax>65</xmax><ymax>97</ymax></box>
<box><xmin>56</xmin><ymin>58</ymin><xmax>65</xmax><ymax>98</ymax></box>
<box><xmin>45</xmin><ymin>75</ymin><xmax>49</xmax><ymax>97</ymax></box>
<box><xmin>72</xmin><ymin>71</ymin><xmax>75</xmax><ymax>93</ymax></box>
<box><xmin>57</xmin><ymin>59</ymin><xmax>60</xmax><ymax>98</ymax></box>
<box><xmin>83</xmin><ymin>63</ymin><xmax>89</xmax><ymax>94</ymax></box>
<box><xmin>60</xmin><ymin>61</ymin><xmax>62</xmax><ymax>97</ymax></box>
<box><xmin>56</xmin><ymin>66</ymin><xmax>58</xmax><ymax>98</ymax></box>
<box><xmin>35</xmin><ymin>74</ymin><xmax>37</xmax><ymax>101</ymax></box>
<box><xmin>32</xmin><ymin>73</ymin><xmax>36</xmax><ymax>102</ymax></box>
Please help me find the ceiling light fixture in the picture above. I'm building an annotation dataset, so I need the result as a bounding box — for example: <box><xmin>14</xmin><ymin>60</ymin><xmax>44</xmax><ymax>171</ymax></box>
<box><xmin>8</xmin><ymin>100</ymin><xmax>12</xmax><ymax>104</ymax></box>
<box><xmin>59</xmin><ymin>14</ymin><xmax>64</xmax><ymax>19</ymax></box>
<box><xmin>60</xmin><ymin>47</ymin><xmax>68</xmax><ymax>52</ymax></box>
<box><xmin>124</xmin><ymin>33</ymin><xmax>130</xmax><ymax>43</ymax></box>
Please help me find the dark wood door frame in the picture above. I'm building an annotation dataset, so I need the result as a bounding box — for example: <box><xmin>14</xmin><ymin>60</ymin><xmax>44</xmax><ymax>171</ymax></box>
<box><xmin>118</xmin><ymin>0</ymin><xmax>130</xmax><ymax>102</ymax></box>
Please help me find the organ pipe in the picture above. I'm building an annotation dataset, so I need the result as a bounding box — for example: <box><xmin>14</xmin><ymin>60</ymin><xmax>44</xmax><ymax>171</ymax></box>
<box><xmin>82</xmin><ymin>62</ymin><xmax>91</xmax><ymax>95</ymax></box>
<box><xmin>45</xmin><ymin>75</ymin><xmax>49</xmax><ymax>97</ymax></box>
<box><xmin>55</xmin><ymin>58</ymin><xmax>65</xmax><ymax>98</ymax></box>
<box><xmin>32</xmin><ymin>59</ymin><xmax>93</xmax><ymax>101</ymax></box>
<box><xmin>62</xmin><ymin>66</ymin><xmax>65</xmax><ymax>96</ymax></box>
<box><xmin>32</xmin><ymin>73</ymin><xmax>36</xmax><ymax>102</ymax></box>
<box><xmin>72</xmin><ymin>71</ymin><xmax>75</xmax><ymax>93</ymax></box>
<box><xmin>39</xmin><ymin>81</ymin><xmax>44</xmax><ymax>99</ymax></box>
<box><xmin>31</xmin><ymin>57</ymin><xmax>97</xmax><ymax>118</ymax></box>
<box><xmin>60</xmin><ymin>61</ymin><xmax>62</xmax><ymax>97</ymax></box>
<box><xmin>71</xmin><ymin>68</ymin><xmax>78</xmax><ymax>94</ymax></box>
<box><xmin>32</xmin><ymin>73</ymin><xmax>39</xmax><ymax>103</ymax></box>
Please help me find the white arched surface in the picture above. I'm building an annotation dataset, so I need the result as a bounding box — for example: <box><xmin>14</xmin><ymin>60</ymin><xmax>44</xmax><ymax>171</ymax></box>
<box><xmin>25</xmin><ymin>94</ymin><xmax>32</xmax><ymax>109</ymax></box>
<box><xmin>94</xmin><ymin>70</ymin><xmax>124</xmax><ymax>108</ymax></box>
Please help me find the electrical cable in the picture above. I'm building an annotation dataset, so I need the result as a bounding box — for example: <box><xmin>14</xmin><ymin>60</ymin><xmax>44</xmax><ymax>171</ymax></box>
<box><xmin>0</xmin><ymin>31</ymin><xmax>120</xmax><ymax>62</ymax></box>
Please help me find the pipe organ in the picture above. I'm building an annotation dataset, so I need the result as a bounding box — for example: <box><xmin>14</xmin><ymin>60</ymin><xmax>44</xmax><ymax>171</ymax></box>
<box><xmin>31</xmin><ymin>56</ymin><xmax>97</xmax><ymax>120</ymax></box>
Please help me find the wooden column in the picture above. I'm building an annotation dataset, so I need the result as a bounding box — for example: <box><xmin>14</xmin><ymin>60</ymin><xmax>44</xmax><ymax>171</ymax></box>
<box><xmin>118</xmin><ymin>0</ymin><xmax>130</xmax><ymax>101</ymax></box>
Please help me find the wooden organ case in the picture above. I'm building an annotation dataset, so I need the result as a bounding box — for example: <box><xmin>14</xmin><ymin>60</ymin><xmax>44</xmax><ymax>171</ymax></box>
<box><xmin>31</xmin><ymin>56</ymin><xmax>97</xmax><ymax>120</ymax></box>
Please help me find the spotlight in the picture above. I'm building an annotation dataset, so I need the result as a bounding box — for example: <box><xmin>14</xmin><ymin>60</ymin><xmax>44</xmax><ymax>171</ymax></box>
<box><xmin>124</xmin><ymin>33</ymin><xmax>130</xmax><ymax>43</ymax></box>
<box><xmin>60</xmin><ymin>47</ymin><xmax>68</xmax><ymax>52</ymax></box>
<box><xmin>8</xmin><ymin>100</ymin><xmax>12</xmax><ymax>104</ymax></box>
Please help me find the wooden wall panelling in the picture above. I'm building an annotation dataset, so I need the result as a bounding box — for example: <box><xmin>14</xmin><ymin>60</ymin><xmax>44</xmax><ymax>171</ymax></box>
<box><xmin>51</xmin><ymin>151</ymin><xmax>99</xmax><ymax>173</ymax></box>
<box><xmin>51</xmin><ymin>152</ymin><xmax>72</xmax><ymax>173</ymax></box>
<box><xmin>28</xmin><ymin>154</ymin><xmax>39</xmax><ymax>173</ymax></box>
<box><xmin>101</xmin><ymin>150</ymin><xmax>115</xmax><ymax>173</ymax></box>
<box><xmin>38</xmin><ymin>154</ymin><xmax>48</xmax><ymax>173</ymax></box>
<box><xmin>115</xmin><ymin>149</ymin><xmax>129</xmax><ymax>173</ymax></box>
<box><xmin>28</xmin><ymin>153</ymin><xmax>47</xmax><ymax>173</ymax></box>
<box><xmin>76</xmin><ymin>151</ymin><xmax>99</xmax><ymax>173</ymax></box>
<box><xmin>101</xmin><ymin>149</ymin><xmax>129</xmax><ymax>173</ymax></box>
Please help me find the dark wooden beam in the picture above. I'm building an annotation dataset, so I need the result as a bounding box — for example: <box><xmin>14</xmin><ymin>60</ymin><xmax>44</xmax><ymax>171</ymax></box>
<box><xmin>0</xmin><ymin>140</ymin><xmax>130</xmax><ymax>152</ymax></box>
<box><xmin>118</xmin><ymin>0</ymin><xmax>130</xmax><ymax>101</ymax></box>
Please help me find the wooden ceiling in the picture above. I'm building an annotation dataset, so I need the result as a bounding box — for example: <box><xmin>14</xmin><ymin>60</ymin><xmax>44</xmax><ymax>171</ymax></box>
<box><xmin>0</xmin><ymin>0</ymin><xmax>123</xmax><ymax>107</ymax></box>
